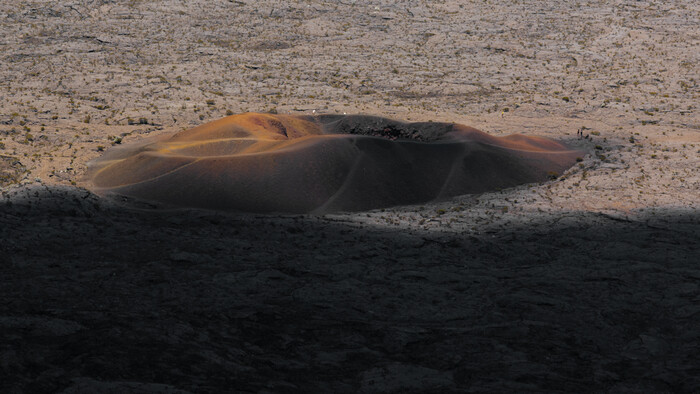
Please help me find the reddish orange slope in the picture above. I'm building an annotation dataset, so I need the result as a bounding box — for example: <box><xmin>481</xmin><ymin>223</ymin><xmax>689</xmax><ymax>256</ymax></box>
<box><xmin>89</xmin><ymin>113</ymin><xmax>582</xmax><ymax>213</ymax></box>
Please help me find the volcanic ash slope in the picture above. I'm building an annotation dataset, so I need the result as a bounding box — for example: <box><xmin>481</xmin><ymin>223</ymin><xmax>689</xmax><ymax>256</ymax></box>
<box><xmin>89</xmin><ymin>113</ymin><xmax>583</xmax><ymax>213</ymax></box>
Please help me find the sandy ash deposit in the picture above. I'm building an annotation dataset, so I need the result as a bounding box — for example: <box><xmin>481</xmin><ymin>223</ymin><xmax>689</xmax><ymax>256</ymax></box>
<box><xmin>89</xmin><ymin>112</ymin><xmax>582</xmax><ymax>213</ymax></box>
<box><xmin>1</xmin><ymin>0</ymin><xmax>699</xmax><ymax>393</ymax></box>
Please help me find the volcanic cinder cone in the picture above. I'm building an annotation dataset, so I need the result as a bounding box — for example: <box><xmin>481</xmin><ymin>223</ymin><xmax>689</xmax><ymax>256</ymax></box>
<box><xmin>88</xmin><ymin>113</ymin><xmax>583</xmax><ymax>213</ymax></box>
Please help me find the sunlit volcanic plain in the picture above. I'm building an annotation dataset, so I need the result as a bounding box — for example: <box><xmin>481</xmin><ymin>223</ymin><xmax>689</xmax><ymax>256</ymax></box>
<box><xmin>89</xmin><ymin>113</ymin><xmax>583</xmax><ymax>213</ymax></box>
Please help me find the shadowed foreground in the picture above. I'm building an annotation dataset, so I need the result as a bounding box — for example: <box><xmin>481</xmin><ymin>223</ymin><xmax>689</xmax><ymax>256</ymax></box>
<box><xmin>89</xmin><ymin>113</ymin><xmax>582</xmax><ymax>213</ymax></box>
<box><xmin>1</xmin><ymin>186</ymin><xmax>699</xmax><ymax>393</ymax></box>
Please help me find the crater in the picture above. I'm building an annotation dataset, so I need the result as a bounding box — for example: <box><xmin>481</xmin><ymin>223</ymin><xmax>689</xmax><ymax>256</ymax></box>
<box><xmin>88</xmin><ymin>112</ymin><xmax>583</xmax><ymax>213</ymax></box>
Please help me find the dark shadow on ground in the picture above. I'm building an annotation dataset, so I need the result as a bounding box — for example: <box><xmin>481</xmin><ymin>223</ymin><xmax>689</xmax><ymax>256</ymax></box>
<box><xmin>1</xmin><ymin>186</ymin><xmax>699</xmax><ymax>393</ymax></box>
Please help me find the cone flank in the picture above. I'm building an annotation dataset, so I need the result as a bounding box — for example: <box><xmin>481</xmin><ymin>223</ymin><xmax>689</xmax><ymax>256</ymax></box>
<box><xmin>89</xmin><ymin>113</ymin><xmax>583</xmax><ymax>213</ymax></box>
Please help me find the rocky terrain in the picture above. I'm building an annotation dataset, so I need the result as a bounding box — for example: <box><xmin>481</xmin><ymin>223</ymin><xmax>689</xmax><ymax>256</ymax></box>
<box><xmin>1</xmin><ymin>0</ymin><xmax>699</xmax><ymax>392</ymax></box>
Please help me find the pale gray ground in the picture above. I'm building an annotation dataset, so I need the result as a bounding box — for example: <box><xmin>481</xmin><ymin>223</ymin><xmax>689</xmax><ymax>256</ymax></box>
<box><xmin>1</xmin><ymin>0</ymin><xmax>699</xmax><ymax>393</ymax></box>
